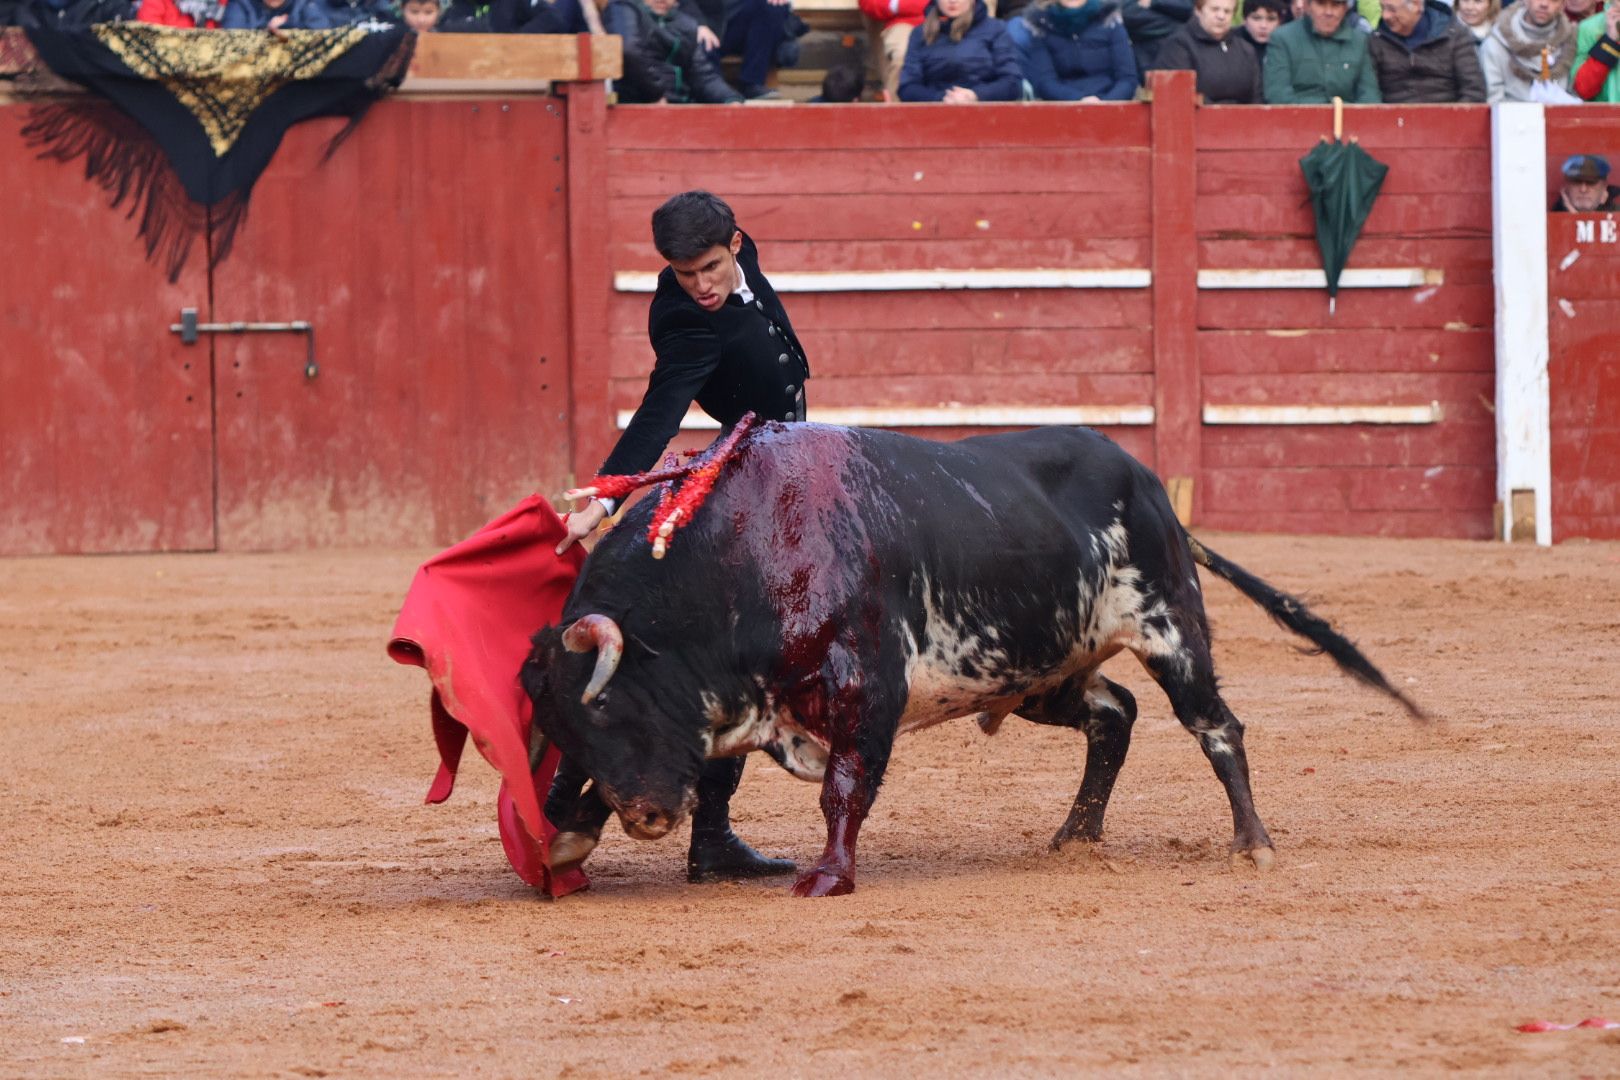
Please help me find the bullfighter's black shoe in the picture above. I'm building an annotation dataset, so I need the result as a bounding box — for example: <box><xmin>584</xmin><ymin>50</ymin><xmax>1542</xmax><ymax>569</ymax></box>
<box><xmin>686</xmin><ymin>756</ymin><xmax>795</xmax><ymax>882</ymax></box>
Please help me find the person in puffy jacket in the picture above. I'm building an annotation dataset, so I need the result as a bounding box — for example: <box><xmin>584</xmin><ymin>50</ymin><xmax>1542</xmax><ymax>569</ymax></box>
<box><xmin>1123</xmin><ymin>0</ymin><xmax>1191</xmax><ymax>73</ymax></box>
<box><xmin>222</xmin><ymin>0</ymin><xmax>331</xmax><ymax>28</ymax></box>
<box><xmin>1367</xmin><ymin>0</ymin><xmax>1486</xmax><ymax>101</ymax></box>
<box><xmin>1153</xmin><ymin>0</ymin><xmax>1263</xmax><ymax>100</ymax></box>
<box><xmin>1263</xmin><ymin>0</ymin><xmax>1381</xmax><ymax>100</ymax></box>
<box><xmin>604</xmin><ymin>0</ymin><xmax>744</xmax><ymax>102</ymax></box>
<box><xmin>137</xmin><ymin>0</ymin><xmax>222</xmax><ymax>27</ymax></box>
<box><xmin>898</xmin><ymin>0</ymin><xmax>1023</xmax><ymax>100</ymax></box>
<box><xmin>860</xmin><ymin>0</ymin><xmax>931</xmax><ymax>98</ymax></box>
<box><xmin>1009</xmin><ymin>0</ymin><xmax>1138</xmax><ymax>98</ymax></box>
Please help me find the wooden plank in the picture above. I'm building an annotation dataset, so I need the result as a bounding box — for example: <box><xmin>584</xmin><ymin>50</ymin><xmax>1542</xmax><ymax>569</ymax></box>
<box><xmin>1203</xmin><ymin>403</ymin><xmax>1442</xmax><ymax>425</ymax></box>
<box><xmin>564</xmin><ymin>81</ymin><xmax>616</xmax><ymax>485</ymax></box>
<box><xmin>1202</xmin><ymin>371</ymin><xmax>1493</xmax><ymax>409</ymax></box>
<box><xmin>1197</xmin><ymin>194</ymin><xmax>1491</xmax><ymax>237</ymax></box>
<box><xmin>615</xmin><ymin>268</ymin><xmax>1151</xmax><ymax>292</ymax></box>
<box><xmin>1199</xmin><ymin>328</ymin><xmax>1494</xmax><ymax>374</ymax></box>
<box><xmin>1549</xmin><ymin>242</ymin><xmax>1620</xmax><ymax>300</ymax></box>
<box><xmin>1149</xmin><ymin>70</ymin><xmax>1202</xmax><ymax>522</ymax></box>
<box><xmin>1195</xmin><ymin>284</ymin><xmax>1493</xmax><ymax>329</ymax></box>
<box><xmin>1197</xmin><ymin>267</ymin><xmax>1440</xmax><ymax>289</ymax></box>
<box><xmin>606</xmin><ymin>147</ymin><xmax>1151</xmax><ymax>197</ymax></box>
<box><xmin>1196</xmin><ymin>507</ymin><xmax>1494</xmax><ymax>539</ymax></box>
<box><xmin>612</xmin><ymin>237</ymin><xmax>1154</xmax><ymax>272</ymax></box>
<box><xmin>1196</xmin><ymin>148</ymin><xmax>1493</xmax><ymax>197</ymax></box>
<box><xmin>405</xmin><ymin>32</ymin><xmax>621</xmax><ymax>85</ymax></box>
<box><xmin>1195</xmin><ymin>105</ymin><xmax>1490</xmax><ymax>150</ymax></box>
<box><xmin>1202</xmin><ymin>424</ymin><xmax>1494</xmax><ymax>468</ymax></box>
<box><xmin>611</xmin><ymin>371</ymin><xmax>1157</xmax><ymax>408</ymax></box>
<box><xmin>608</xmin><ymin>288</ymin><xmax>1152</xmax><ymax>333</ymax></box>
<box><xmin>610</xmin><ymin>191</ymin><xmax>1150</xmax><ymax>244</ymax></box>
<box><xmin>617</xmin><ymin>404</ymin><xmax>1157</xmax><ymax>429</ymax></box>
<box><xmin>1198</xmin><ymin>237</ymin><xmax>1493</xmax><ymax>285</ymax></box>
<box><xmin>1202</xmin><ymin>465</ymin><xmax>1493</xmax><ymax>514</ymax></box>
<box><xmin>604</xmin><ymin>101</ymin><xmax>1152</xmax><ymax>151</ymax></box>
<box><xmin>611</xmin><ymin>327</ymin><xmax>1154</xmax><ymax>379</ymax></box>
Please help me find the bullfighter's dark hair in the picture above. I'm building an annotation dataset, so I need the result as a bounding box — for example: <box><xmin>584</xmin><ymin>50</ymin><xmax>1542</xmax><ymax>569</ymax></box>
<box><xmin>651</xmin><ymin>190</ymin><xmax>738</xmax><ymax>263</ymax></box>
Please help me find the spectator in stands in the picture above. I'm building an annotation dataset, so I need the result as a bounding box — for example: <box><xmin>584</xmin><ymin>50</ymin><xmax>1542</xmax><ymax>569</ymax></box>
<box><xmin>860</xmin><ymin>0</ymin><xmax>930</xmax><ymax>100</ymax></box>
<box><xmin>1454</xmin><ymin>0</ymin><xmax>1498</xmax><ymax>47</ymax></box>
<box><xmin>1479</xmin><ymin>0</ymin><xmax>1576</xmax><ymax>101</ymax></box>
<box><xmin>606</xmin><ymin>0</ymin><xmax>746</xmax><ymax>101</ymax></box>
<box><xmin>1008</xmin><ymin>0</ymin><xmax>1138</xmax><ymax>100</ymax></box>
<box><xmin>137</xmin><ymin>0</ymin><xmax>221</xmax><ymax>26</ymax></box>
<box><xmin>810</xmin><ymin>62</ymin><xmax>867</xmax><ymax>97</ymax></box>
<box><xmin>1572</xmin><ymin>0</ymin><xmax>1620</xmax><ymax>99</ymax></box>
<box><xmin>898</xmin><ymin>0</ymin><xmax>1023</xmax><ymax>100</ymax></box>
<box><xmin>223</xmin><ymin>0</ymin><xmax>332</xmax><ymax>28</ymax></box>
<box><xmin>1153</xmin><ymin>0</ymin><xmax>1263</xmax><ymax>101</ymax></box>
<box><xmin>1368</xmin><ymin>0</ymin><xmax>1486</xmax><ymax>100</ymax></box>
<box><xmin>1123</xmin><ymin>0</ymin><xmax>1192</xmax><ymax>74</ymax></box>
<box><xmin>1551</xmin><ymin>153</ymin><xmax>1620</xmax><ymax>210</ymax></box>
<box><xmin>1237</xmin><ymin>0</ymin><xmax>1287</xmax><ymax>66</ymax></box>
<box><xmin>1566</xmin><ymin>0</ymin><xmax>1597</xmax><ymax>25</ymax></box>
<box><xmin>685</xmin><ymin>0</ymin><xmax>800</xmax><ymax>100</ymax></box>
<box><xmin>320</xmin><ymin>0</ymin><xmax>397</xmax><ymax>23</ymax></box>
<box><xmin>1263</xmin><ymin>0</ymin><xmax>1381</xmax><ymax>100</ymax></box>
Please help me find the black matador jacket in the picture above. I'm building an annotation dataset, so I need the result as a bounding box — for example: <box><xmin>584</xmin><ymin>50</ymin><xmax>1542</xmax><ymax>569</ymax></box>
<box><xmin>600</xmin><ymin>232</ymin><xmax>811</xmax><ymax>476</ymax></box>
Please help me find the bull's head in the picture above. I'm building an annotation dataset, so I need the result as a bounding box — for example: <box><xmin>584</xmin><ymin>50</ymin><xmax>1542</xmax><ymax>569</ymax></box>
<box><xmin>522</xmin><ymin>614</ymin><xmax>706</xmax><ymax>845</ymax></box>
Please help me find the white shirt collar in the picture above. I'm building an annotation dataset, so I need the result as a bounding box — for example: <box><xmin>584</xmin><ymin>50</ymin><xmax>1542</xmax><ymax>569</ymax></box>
<box><xmin>734</xmin><ymin>261</ymin><xmax>755</xmax><ymax>306</ymax></box>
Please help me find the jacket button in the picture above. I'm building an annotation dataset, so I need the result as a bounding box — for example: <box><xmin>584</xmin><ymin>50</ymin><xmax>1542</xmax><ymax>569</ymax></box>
<box><xmin>778</xmin><ymin>353</ymin><xmax>789</xmax><ymax>363</ymax></box>
<box><xmin>768</xmin><ymin>324</ymin><xmax>776</xmax><ymax>335</ymax></box>
<box><xmin>784</xmin><ymin>411</ymin><xmax>796</xmax><ymax>420</ymax></box>
<box><xmin>755</xmin><ymin>300</ymin><xmax>764</xmax><ymax>310</ymax></box>
<box><xmin>785</xmin><ymin>384</ymin><xmax>797</xmax><ymax>395</ymax></box>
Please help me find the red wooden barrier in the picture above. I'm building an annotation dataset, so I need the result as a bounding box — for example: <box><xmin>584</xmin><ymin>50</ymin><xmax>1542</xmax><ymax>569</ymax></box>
<box><xmin>1545</xmin><ymin>108</ymin><xmax>1620</xmax><ymax>540</ymax></box>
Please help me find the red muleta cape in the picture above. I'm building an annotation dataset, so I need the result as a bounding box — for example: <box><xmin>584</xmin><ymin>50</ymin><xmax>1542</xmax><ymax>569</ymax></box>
<box><xmin>386</xmin><ymin>495</ymin><xmax>589</xmax><ymax>897</ymax></box>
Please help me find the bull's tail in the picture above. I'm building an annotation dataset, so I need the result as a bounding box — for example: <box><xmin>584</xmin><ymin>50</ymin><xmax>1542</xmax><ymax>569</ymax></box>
<box><xmin>1185</xmin><ymin>534</ymin><xmax>1428</xmax><ymax>720</ymax></box>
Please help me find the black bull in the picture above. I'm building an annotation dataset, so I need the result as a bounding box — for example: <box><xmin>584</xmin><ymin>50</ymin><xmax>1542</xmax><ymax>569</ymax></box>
<box><xmin>523</xmin><ymin>422</ymin><xmax>1422</xmax><ymax>897</ymax></box>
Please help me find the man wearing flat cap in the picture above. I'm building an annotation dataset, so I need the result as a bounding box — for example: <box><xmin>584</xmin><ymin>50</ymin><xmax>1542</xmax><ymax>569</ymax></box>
<box><xmin>1552</xmin><ymin>154</ymin><xmax>1620</xmax><ymax>212</ymax></box>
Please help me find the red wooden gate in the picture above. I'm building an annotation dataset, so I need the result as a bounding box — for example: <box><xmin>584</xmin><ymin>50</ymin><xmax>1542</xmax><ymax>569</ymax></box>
<box><xmin>0</xmin><ymin>108</ymin><xmax>214</xmax><ymax>555</ymax></box>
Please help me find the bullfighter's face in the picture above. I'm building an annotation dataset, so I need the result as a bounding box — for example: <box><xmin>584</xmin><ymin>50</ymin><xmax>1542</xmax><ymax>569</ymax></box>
<box><xmin>667</xmin><ymin>231</ymin><xmax>744</xmax><ymax>313</ymax></box>
<box><xmin>522</xmin><ymin>623</ymin><xmax>705</xmax><ymax>841</ymax></box>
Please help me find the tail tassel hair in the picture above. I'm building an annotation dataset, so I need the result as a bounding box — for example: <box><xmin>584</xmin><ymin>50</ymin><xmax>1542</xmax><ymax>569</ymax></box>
<box><xmin>1185</xmin><ymin>535</ymin><xmax>1428</xmax><ymax>720</ymax></box>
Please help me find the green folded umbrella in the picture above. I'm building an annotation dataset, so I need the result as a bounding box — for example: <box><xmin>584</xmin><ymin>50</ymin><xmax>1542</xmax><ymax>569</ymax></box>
<box><xmin>1299</xmin><ymin>134</ymin><xmax>1389</xmax><ymax>315</ymax></box>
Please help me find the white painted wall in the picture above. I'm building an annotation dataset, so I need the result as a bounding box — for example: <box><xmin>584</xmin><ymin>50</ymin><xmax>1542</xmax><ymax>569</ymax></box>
<box><xmin>1491</xmin><ymin>103</ymin><xmax>1552</xmax><ymax>545</ymax></box>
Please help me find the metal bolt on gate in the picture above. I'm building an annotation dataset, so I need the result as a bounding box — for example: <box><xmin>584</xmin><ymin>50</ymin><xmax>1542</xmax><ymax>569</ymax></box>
<box><xmin>169</xmin><ymin>307</ymin><xmax>320</xmax><ymax>379</ymax></box>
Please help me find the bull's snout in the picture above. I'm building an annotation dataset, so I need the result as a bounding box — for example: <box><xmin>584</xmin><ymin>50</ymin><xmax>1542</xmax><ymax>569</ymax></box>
<box><xmin>618</xmin><ymin>798</ymin><xmax>683</xmax><ymax>840</ymax></box>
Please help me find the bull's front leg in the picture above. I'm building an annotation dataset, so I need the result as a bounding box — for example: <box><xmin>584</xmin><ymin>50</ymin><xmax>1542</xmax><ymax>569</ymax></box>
<box><xmin>544</xmin><ymin>757</ymin><xmax>613</xmax><ymax>873</ymax></box>
<box><xmin>790</xmin><ymin>644</ymin><xmax>901</xmax><ymax>898</ymax></box>
<box><xmin>792</xmin><ymin>737</ymin><xmax>894</xmax><ymax>897</ymax></box>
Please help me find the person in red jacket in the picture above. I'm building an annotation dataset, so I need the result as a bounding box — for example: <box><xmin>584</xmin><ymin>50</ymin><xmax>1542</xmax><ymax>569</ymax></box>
<box><xmin>137</xmin><ymin>0</ymin><xmax>223</xmax><ymax>25</ymax></box>
<box><xmin>861</xmin><ymin>0</ymin><xmax>932</xmax><ymax>98</ymax></box>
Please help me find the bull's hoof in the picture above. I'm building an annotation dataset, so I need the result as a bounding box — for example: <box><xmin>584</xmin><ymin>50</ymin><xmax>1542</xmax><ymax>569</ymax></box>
<box><xmin>549</xmin><ymin>830</ymin><xmax>599</xmax><ymax>874</ymax></box>
<box><xmin>1230</xmin><ymin>846</ymin><xmax>1276</xmax><ymax>871</ymax></box>
<box><xmin>790</xmin><ymin>867</ymin><xmax>855</xmax><ymax>897</ymax></box>
<box><xmin>1049</xmin><ymin>827</ymin><xmax>1103</xmax><ymax>852</ymax></box>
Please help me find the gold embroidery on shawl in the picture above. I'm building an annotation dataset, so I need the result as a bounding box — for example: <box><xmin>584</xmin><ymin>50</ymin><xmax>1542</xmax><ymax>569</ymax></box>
<box><xmin>92</xmin><ymin>23</ymin><xmax>366</xmax><ymax>156</ymax></box>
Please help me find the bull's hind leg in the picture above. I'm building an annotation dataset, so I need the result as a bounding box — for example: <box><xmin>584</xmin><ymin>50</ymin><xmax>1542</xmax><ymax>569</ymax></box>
<box><xmin>1021</xmin><ymin>673</ymin><xmax>1139</xmax><ymax>849</ymax></box>
<box><xmin>1141</xmin><ymin>649</ymin><xmax>1275</xmax><ymax>869</ymax></box>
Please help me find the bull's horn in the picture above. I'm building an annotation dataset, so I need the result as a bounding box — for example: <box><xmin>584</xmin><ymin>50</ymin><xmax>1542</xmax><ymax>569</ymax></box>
<box><xmin>561</xmin><ymin>614</ymin><xmax>624</xmax><ymax>704</ymax></box>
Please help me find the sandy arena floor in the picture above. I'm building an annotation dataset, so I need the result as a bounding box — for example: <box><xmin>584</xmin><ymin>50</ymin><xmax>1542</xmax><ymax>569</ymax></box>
<box><xmin>2</xmin><ymin>532</ymin><xmax>1618</xmax><ymax>1078</ymax></box>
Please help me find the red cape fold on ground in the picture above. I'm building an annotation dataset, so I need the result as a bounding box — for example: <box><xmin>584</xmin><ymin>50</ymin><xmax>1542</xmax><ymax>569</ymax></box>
<box><xmin>387</xmin><ymin>495</ymin><xmax>589</xmax><ymax>897</ymax></box>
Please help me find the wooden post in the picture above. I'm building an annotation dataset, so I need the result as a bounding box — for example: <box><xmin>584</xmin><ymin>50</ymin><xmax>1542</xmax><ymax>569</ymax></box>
<box><xmin>1149</xmin><ymin>70</ymin><xmax>1200</xmax><ymax>526</ymax></box>
<box><xmin>561</xmin><ymin>79</ymin><xmax>615</xmax><ymax>488</ymax></box>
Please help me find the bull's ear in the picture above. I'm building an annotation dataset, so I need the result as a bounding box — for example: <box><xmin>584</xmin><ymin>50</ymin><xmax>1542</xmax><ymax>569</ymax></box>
<box><xmin>519</xmin><ymin>636</ymin><xmax>554</xmax><ymax>705</ymax></box>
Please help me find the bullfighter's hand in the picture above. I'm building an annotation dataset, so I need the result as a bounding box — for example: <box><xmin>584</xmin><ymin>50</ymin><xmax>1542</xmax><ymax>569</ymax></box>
<box><xmin>556</xmin><ymin>500</ymin><xmax>610</xmax><ymax>555</ymax></box>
